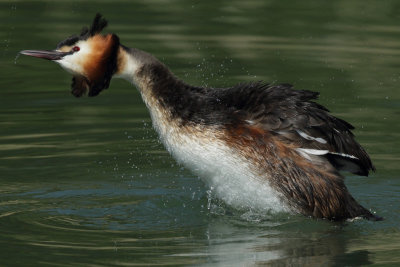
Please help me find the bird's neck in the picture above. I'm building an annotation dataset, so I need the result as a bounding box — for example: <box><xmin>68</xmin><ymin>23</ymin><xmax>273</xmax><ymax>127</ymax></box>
<box><xmin>115</xmin><ymin>45</ymin><xmax>180</xmax><ymax>104</ymax></box>
<box><xmin>115</xmin><ymin>44</ymin><xmax>196</xmax><ymax>128</ymax></box>
<box><xmin>115</xmin><ymin>46</ymin><xmax>151</xmax><ymax>84</ymax></box>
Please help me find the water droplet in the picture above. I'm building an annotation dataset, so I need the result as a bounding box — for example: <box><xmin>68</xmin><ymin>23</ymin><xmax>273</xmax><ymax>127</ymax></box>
<box><xmin>14</xmin><ymin>53</ymin><xmax>20</xmax><ymax>64</ymax></box>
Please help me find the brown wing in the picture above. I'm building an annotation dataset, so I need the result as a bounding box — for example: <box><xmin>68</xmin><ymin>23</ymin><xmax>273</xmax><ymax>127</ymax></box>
<box><xmin>214</xmin><ymin>82</ymin><xmax>375</xmax><ymax>176</ymax></box>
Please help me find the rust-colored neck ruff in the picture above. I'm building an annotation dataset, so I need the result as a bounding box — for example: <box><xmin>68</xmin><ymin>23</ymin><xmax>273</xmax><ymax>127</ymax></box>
<box><xmin>72</xmin><ymin>34</ymin><xmax>120</xmax><ymax>97</ymax></box>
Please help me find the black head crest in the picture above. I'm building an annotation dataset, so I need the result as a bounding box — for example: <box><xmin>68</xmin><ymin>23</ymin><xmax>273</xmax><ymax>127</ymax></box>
<box><xmin>57</xmin><ymin>13</ymin><xmax>109</xmax><ymax>49</ymax></box>
<box><xmin>80</xmin><ymin>13</ymin><xmax>108</xmax><ymax>39</ymax></box>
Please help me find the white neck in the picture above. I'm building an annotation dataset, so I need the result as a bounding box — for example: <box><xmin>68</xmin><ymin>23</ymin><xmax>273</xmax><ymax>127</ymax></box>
<box><xmin>114</xmin><ymin>46</ymin><xmax>142</xmax><ymax>86</ymax></box>
<box><xmin>114</xmin><ymin>46</ymin><xmax>165</xmax><ymax>89</ymax></box>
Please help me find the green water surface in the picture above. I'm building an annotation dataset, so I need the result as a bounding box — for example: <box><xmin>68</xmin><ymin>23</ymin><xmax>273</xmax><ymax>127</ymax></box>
<box><xmin>0</xmin><ymin>1</ymin><xmax>399</xmax><ymax>266</ymax></box>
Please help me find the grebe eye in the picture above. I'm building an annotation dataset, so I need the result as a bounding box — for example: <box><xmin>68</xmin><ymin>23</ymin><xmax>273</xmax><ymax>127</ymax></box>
<box><xmin>72</xmin><ymin>46</ymin><xmax>80</xmax><ymax>52</ymax></box>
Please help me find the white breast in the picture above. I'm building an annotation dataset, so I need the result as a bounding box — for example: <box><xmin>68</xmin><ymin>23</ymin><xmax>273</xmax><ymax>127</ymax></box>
<box><xmin>149</xmin><ymin>106</ymin><xmax>290</xmax><ymax>214</ymax></box>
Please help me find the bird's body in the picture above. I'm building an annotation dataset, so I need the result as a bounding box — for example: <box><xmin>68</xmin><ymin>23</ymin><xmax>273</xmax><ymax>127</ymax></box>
<box><xmin>20</xmin><ymin>14</ymin><xmax>381</xmax><ymax>221</ymax></box>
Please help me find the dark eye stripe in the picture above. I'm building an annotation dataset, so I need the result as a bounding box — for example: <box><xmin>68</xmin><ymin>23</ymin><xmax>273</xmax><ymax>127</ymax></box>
<box><xmin>57</xmin><ymin>35</ymin><xmax>79</xmax><ymax>49</ymax></box>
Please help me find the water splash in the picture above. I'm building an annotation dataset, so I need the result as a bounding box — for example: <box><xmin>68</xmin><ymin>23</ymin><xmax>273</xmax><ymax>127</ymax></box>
<box><xmin>14</xmin><ymin>52</ymin><xmax>20</xmax><ymax>64</ymax></box>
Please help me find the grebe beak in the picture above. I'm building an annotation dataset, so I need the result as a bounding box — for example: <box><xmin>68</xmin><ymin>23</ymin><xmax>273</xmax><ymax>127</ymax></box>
<box><xmin>19</xmin><ymin>50</ymin><xmax>70</xmax><ymax>61</ymax></box>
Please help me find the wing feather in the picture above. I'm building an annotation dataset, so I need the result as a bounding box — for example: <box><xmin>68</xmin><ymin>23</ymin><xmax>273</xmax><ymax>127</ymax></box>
<box><xmin>211</xmin><ymin>82</ymin><xmax>375</xmax><ymax>176</ymax></box>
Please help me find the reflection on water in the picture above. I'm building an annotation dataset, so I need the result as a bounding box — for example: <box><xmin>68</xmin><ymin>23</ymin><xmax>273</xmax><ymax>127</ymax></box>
<box><xmin>1</xmin><ymin>0</ymin><xmax>400</xmax><ymax>265</ymax></box>
<box><xmin>3</xmin><ymin>203</ymin><xmax>397</xmax><ymax>266</ymax></box>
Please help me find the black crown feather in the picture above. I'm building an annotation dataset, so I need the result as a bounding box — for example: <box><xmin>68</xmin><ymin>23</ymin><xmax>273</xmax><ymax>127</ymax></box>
<box><xmin>80</xmin><ymin>13</ymin><xmax>108</xmax><ymax>38</ymax></box>
<box><xmin>57</xmin><ymin>13</ymin><xmax>109</xmax><ymax>49</ymax></box>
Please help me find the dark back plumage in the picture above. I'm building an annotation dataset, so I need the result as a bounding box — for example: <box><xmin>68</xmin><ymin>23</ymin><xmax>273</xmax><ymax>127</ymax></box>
<box><xmin>210</xmin><ymin>82</ymin><xmax>375</xmax><ymax>176</ymax></box>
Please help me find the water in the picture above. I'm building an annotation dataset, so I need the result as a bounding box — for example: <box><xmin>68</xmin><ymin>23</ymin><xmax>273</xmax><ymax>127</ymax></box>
<box><xmin>1</xmin><ymin>0</ymin><xmax>399</xmax><ymax>265</ymax></box>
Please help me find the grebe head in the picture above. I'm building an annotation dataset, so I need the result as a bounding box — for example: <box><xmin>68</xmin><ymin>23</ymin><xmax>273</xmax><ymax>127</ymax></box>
<box><xmin>20</xmin><ymin>13</ymin><xmax>120</xmax><ymax>97</ymax></box>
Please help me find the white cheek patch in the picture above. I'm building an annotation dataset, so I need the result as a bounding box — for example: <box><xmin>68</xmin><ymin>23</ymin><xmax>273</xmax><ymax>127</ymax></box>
<box><xmin>55</xmin><ymin>41</ymin><xmax>92</xmax><ymax>76</ymax></box>
<box><xmin>56</xmin><ymin>56</ymin><xmax>84</xmax><ymax>75</ymax></box>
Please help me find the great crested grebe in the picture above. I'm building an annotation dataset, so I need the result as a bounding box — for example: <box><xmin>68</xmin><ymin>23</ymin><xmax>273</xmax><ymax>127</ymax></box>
<box><xmin>20</xmin><ymin>14</ymin><xmax>381</xmax><ymax>221</ymax></box>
